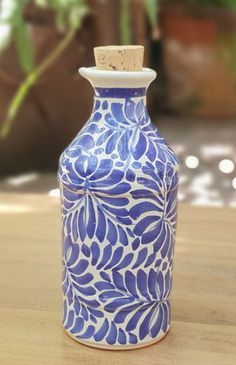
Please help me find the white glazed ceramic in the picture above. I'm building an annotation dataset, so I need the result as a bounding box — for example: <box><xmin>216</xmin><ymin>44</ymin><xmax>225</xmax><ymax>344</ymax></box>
<box><xmin>58</xmin><ymin>67</ymin><xmax>179</xmax><ymax>349</ymax></box>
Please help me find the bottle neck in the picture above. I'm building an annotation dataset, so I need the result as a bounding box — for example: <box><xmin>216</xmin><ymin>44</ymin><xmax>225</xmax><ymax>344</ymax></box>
<box><xmin>92</xmin><ymin>87</ymin><xmax>147</xmax><ymax>113</ymax></box>
<box><xmin>94</xmin><ymin>87</ymin><xmax>147</xmax><ymax>100</ymax></box>
<box><xmin>90</xmin><ymin>86</ymin><xmax>148</xmax><ymax>129</ymax></box>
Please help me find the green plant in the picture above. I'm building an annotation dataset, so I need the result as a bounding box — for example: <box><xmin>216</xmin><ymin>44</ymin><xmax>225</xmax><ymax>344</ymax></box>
<box><xmin>0</xmin><ymin>0</ymin><xmax>158</xmax><ymax>138</ymax></box>
<box><xmin>0</xmin><ymin>0</ymin><xmax>89</xmax><ymax>138</ymax></box>
<box><xmin>120</xmin><ymin>0</ymin><xmax>159</xmax><ymax>44</ymax></box>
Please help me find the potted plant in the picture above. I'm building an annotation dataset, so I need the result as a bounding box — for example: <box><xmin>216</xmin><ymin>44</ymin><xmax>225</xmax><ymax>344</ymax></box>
<box><xmin>0</xmin><ymin>0</ymin><xmax>158</xmax><ymax>175</ymax></box>
<box><xmin>161</xmin><ymin>0</ymin><xmax>236</xmax><ymax>118</ymax></box>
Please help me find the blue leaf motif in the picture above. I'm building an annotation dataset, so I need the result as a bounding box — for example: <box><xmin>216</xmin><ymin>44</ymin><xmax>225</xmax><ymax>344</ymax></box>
<box><xmin>157</xmin><ymin>271</ymin><xmax>164</xmax><ymax>299</ymax></box>
<box><xmin>94</xmin><ymin>319</ymin><xmax>109</xmax><ymax>341</ymax></box>
<box><xmin>106</xmin><ymin>219</ymin><xmax>118</xmax><ymax>246</ymax></box>
<box><xmin>99</xmin><ymin>290</ymin><xmax>125</xmax><ymax>302</ymax></box>
<box><xmin>125</xmin><ymin>271</ymin><xmax>138</xmax><ymax>297</ymax></box>
<box><xmin>72</xmin><ymin>210</ymin><xmax>79</xmax><ymax>241</ymax></box>
<box><xmin>104</xmin><ymin>246</ymin><xmax>124</xmax><ymax>269</ymax></box>
<box><xmin>72</xmin><ymin>259</ymin><xmax>89</xmax><ymax>275</ymax></box>
<box><xmin>132</xmin><ymin>247</ymin><xmax>148</xmax><ymax>269</ymax></box>
<box><xmin>139</xmin><ymin>304</ymin><xmax>157</xmax><ymax>340</ymax></box>
<box><xmin>118</xmin><ymin>328</ymin><xmax>127</xmax><ymax>345</ymax></box>
<box><xmin>70</xmin><ymin>317</ymin><xmax>84</xmax><ymax>334</ymax></box>
<box><xmin>97</xmin><ymin>244</ymin><xmax>112</xmax><ymax>270</ymax></box>
<box><xmin>106</xmin><ymin>131</ymin><xmax>121</xmax><ymax>154</ymax></box>
<box><xmin>88</xmin><ymin>307</ymin><xmax>104</xmax><ymax>318</ymax></box>
<box><xmin>77</xmin><ymin>296</ymin><xmax>100</xmax><ymax>308</ymax></box>
<box><xmin>79</xmin><ymin>325</ymin><xmax>95</xmax><ymax>339</ymax></box>
<box><xmin>124</xmin><ymin>99</ymin><xmax>136</xmax><ymax>122</ymax></box>
<box><xmin>126</xmin><ymin>168</ymin><xmax>135</xmax><ymax>182</ymax></box>
<box><xmin>96</xmin><ymin>129</ymin><xmax>113</xmax><ymax>146</ymax></box>
<box><xmin>111</xmin><ymin>103</ymin><xmax>130</xmax><ymax>126</ymax></box>
<box><xmin>130</xmin><ymin>202</ymin><xmax>162</xmax><ymax>220</ymax></box>
<box><xmin>99</xmin><ymin>196</ymin><xmax>129</xmax><ymax>206</ymax></box>
<box><xmin>132</xmin><ymin>132</ymin><xmax>147</xmax><ymax>160</ymax></box>
<box><xmin>90</xmin><ymin>314</ymin><xmax>97</xmax><ymax>323</ymax></box>
<box><xmin>142</xmin><ymin>224</ymin><xmax>161</xmax><ymax>244</ymax></box>
<box><xmin>64</xmin><ymin>310</ymin><xmax>74</xmax><ymax>329</ymax></box>
<box><xmin>87</xmin><ymin>196</ymin><xmax>96</xmax><ymax>238</ymax></box>
<box><xmin>153</xmin><ymin>223</ymin><xmax>166</xmax><ymax>252</ymax></box>
<box><xmin>74</xmin><ymin>273</ymin><xmax>93</xmax><ymax>285</ymax></box>
<box><xmin>114</xmin><ymin>303</ymin><xmax>142</xmax><ymax>324</ymax></box>
<box><xmin>90</xmin><ymin>159</ymin><xmax>113</xmax><ymax>181</ymax></box>
<box><xmin>98</xmin><ymin>182</ymin><xmax>131</xmax><ymax>196</ymax></box>
<box><xmin>150</xmin><ymin>306</ymin><xmax>163</xmax><ymax>338</ymax></box>
<box><xmin>96</xmin><ymin>206</ymin><xmax>106</xmax><ymax>241</ymax></box>
<box><xmin>78</xmin><ymin>207</ymin><xmax>86</xmax><ymax>241</ymax></box>
<box><xmin>100</xmin><ymin>271</ymin><xmax>111</xmax><ymax>282</ymax></box>
<box><xmin>93</xmin><ymin>112</ymin><xmax>102</xmax><ymax>122</ymax></box>
<box><xmin>137</xmin><ymin>270</ymin><xmax>151</xmax><ymax>300</ymax></box>
<box><xmin>106</xmin><ymin>322</ymin><xmax>118</xmax><ymax>345</ymax></box>
<box><xmin>86</xmin><ymin>155</ymin><xmax>98</xmax><ymax>175</ymax></box>
<box><xmin>72</xmin><ymin>283</ymin><xmax>95</xmax><ymax>296</ymax></box>
<box><xmin>105</xmin><ymin>113</ymin><xmax>119</xmax><ymax>128</ymax></box>
<box><xmin>145</xmin><ymin>253</ymin><xmax>156</xmax><ymax>268</ymax></box>
<box><xmin>136</xmin><ymin>99</ymin><xmax>145</xmax><ymax>119</ymax></box>
<box><xmin>95</xmin><ymin>281</ymin><xmax>114</xmax><ymax>291</ymax></box>
<box><xmin>59</xmin><ymin>88</ymin><xmax>179</xmax><ymax>346</ymax></box>
<box><xmin>78</xmin><ymin>304</ymin><xmax>86</xmax><ymax>319</ymax></box>
<box><xmin>128</xmin><ymin>333</ymin><xmax>138</xmax><ymax>344</ymax></box>
<box><xmin>134</xmin><ymin>216</ymin><xmax>159</xmax><ymax>236</ymax></box>
<box><xmin>93</xmin><ymin>169</ymin><xmax>124</xmax><ymax>187</ymax></box>
<box><xmin>112</xmin><ymin>271</ymin><xmax>126</xmax><ymax>291</ymax></box>
<box><xmin>113</xmin><ymin>252</ymin><xmax>134</xmax><ymax>270</ymax></box>
<box><xmin>132</xmin><ymin>237</ymin><xmax>140</xmax><ymax>250</ymax></box>
<box><xmin>91</xmin><ymin>241</ymin><xmax>100</xmax><ymax>266</ymax></box>
<box><xmin>74</xmin><ymin>301</ymin><xmax>80</xmax><ymax>315</ymax></box>
<box><xmin>117</xmin><ymin>130</ymin><xmax>132</xmax><ymax>161</ymax></box>
<box><xmin>162</xmin><ymin>301</ymin><xmax>170</xmax><ymax>333</ymax></box>
<box><xmin>81</xmin><ymin>243</ymin><xmax>90</xmax><ymax>257</ymax></box>
<box><xmin>125</xmin><ymin>304</ymin><xmax>150</xmax><ymax>332</ymax></box>
<box><xmin>65</xmin><ymin>239</ymin><xmax>79</xmax><ymax>266</ymax></box>
<box><xmin>146</xmin><ymin>139</ymin><xmax>157</xmax><ymax>162</ymax></box>
<box><xmin>118</xmin><ymin>225</ymin><xmax>128</xmax><ymax>246</ymax></box>
<box><xmin>148</xmin><ymin>269</ymin><xmax>158</xmax><ymax>300</ymax></box>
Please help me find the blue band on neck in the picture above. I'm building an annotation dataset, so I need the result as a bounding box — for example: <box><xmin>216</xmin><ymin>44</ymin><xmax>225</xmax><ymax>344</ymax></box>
<box><xmin>95</xmin><ymin>88</ymin><xmax>146</xmax><ymax>98</ymax></box>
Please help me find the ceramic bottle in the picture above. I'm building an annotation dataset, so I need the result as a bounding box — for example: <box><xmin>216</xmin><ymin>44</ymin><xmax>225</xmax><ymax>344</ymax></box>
<box><xmin>58</xmin><ymin>46</ymin><xmax>179</xmax><ymax>349</ymax></box>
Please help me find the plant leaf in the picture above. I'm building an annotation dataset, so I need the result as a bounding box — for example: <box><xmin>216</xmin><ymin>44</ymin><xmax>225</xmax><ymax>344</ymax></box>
<box><xmin>144</xmin><ymin>0</ymin><xmax>158</xmax><ymax>28</ymax></box>
<box><xmin>14</xmin><ymin>18</ymin><xmax>34</xmax><ymax>73</ymax></box>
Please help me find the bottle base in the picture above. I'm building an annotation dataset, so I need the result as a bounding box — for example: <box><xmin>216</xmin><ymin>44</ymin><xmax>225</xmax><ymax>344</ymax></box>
<box><xmin>64</xmin><ymin>328</ymin><xmax>169</xmax><ymax>351</ymax></box>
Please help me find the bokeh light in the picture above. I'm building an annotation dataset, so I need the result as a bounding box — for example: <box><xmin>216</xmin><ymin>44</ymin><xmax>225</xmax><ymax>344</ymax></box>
<box><xmin>232</xmin><ymin>177</ymin><xmax>236</xmax><ymax>190</ymax></box>
<box><xmin>185</xmin><ymin>156</ymin><xmax>199</xmax><ymax>169</ymax></box>
<box><xmin>218</xmin><ymin>159</ymin><xmax>235</xmax><ymax>174</ymax></box>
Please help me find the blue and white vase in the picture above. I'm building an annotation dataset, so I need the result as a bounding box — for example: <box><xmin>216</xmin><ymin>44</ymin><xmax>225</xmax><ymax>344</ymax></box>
<box><xmin>58</xmin><ymin>66</ymin><xmax>179</xmax><ymax>349</ymax></box>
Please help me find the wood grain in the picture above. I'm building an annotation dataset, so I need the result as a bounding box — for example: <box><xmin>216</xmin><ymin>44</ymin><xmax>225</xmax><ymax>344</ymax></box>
<box><xmin>0</xmin><ymin>193</ymin><xmax>236</xmax><ymax>365</ymax></box>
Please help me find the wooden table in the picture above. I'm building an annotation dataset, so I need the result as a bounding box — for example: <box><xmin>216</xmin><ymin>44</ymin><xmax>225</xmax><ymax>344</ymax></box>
<box><xmin>0</xmin><ymin>193</ymin><xmax>236</xmax><ymax>365</ymax></box>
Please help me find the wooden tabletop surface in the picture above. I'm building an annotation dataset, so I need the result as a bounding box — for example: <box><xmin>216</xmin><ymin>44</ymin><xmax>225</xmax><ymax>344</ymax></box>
<box><xmin>0</xmin><ymin>192</ymin><xmax>236</xmax><ymax>365</ymax></box>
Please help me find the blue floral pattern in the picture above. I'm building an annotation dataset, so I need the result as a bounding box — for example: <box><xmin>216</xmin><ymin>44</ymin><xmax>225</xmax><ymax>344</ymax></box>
<box><xmin>58</xmin><ymin>87</ymin><xmax>179</xmax><ymax>347</ymax></box>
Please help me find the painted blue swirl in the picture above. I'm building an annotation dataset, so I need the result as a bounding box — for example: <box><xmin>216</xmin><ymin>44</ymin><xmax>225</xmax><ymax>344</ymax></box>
<box><xmin>58</xmin><ymin>87</ymin><xmax>179</xmax><ymax>347</ymax></box>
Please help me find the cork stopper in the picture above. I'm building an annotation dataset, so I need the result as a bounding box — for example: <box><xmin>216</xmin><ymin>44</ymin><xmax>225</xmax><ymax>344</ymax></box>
<box><xmin>94</xmin><ymin>45</ymin><xmax>144</xmax><ymax>71</ymax></box>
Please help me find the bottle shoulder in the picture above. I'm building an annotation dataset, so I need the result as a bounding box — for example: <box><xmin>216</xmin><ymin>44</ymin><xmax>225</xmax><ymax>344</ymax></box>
<box><xmin>58</xmin><ymin>108</ymin><xmax>179</xmax><ymax>195</ymax></box>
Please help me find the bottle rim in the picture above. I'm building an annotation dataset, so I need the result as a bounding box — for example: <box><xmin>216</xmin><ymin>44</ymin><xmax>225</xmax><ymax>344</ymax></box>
<box><xmin>79</xmin><ymin>67</ymin><xmax>157</xmax><ymax>89</ymax></box>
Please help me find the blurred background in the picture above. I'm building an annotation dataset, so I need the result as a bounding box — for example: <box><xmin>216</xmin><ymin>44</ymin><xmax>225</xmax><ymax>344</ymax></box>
<box><xmin>0</xmin><ymin>0</ymin><xmax>236</xmax><ymax>207</ymax></box>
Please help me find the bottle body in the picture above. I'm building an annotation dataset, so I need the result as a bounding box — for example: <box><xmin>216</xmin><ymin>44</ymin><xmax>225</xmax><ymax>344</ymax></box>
<box><xmin>58</xmin><ymin>68</ymin><xmax>179</xmax><ymax>349</ymax></box>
